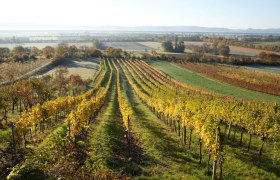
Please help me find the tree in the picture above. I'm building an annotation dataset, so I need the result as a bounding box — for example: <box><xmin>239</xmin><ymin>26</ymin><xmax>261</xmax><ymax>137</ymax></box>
<box><xmin>5</xmin><ymin>66</ymin><xmax>18</xmax><ymax>82</ymax></box>
<box><xmin>175</xmin><ymin>41</ymin><xmax>185</xmax><ymax>53</ymax></box>
<box><xmin>29</xmin><ymin>77</ymin><xmax>53</xmax><ymax>104</ymax></box>
<box><xmin>0</xmin><ymin>48</ymin><xmax>10</xmax><ymax>61</ymax></box>
<box><xmin>12</xmin><ymin>46</ymin><xmax>25</xmax><ymax>57</ymax></box>
<box><xmin>93</xmin><ymin>40</ymin><xmax>103</xmax><ymax>49</ymax></box>
<box><xmin>18</xmin><ymin>80</ymin><xmax>35</xmax><ymax>112</ymax></box>
<box><xmin>30</xmin><ymin>47</ymin><xmax>40</xmax><ymax>57</ymax></box>
<box><xmin>42</xmin><ymin>46</ymin><xmax>55</xmax><ymax>59</ymax></box>
<box><xmin>54</xmin><ymin>67</ymin><xmax>69</xmax><ymax>96</ymax></box>
<box><xmin>83</xmin><ymin>47</ymin><xmax>102</xmax><ymax>57</ymax></box>
<box><xmin>69</xmin><ymin>74</ymin><xmax>86</xmax><ymax>95</ymax></box>
<box><xmin>123</xmin><ymin>51</ymin><xmax>129</xmax><ymax>59</ymax></box>
<box><xmin>161</xmin><ymin>41</ymin><xmax>173</xmax><ymax>52</ymax></box>
<box><xmin>55</xmin><ymin>44</ymin><xmax>69</xmax><ymax>60</ymax></box>
<box><xmin>174</xmin><ymin>36</ymin><xmax>178</xmax><ymax>50</ymax></box>
<box><xmin>218</xmin><ymin>44</ymin><xmax>230</xmax><ymax>56</ymax></box>
<box><xmin>7</xmin><ymin>83</ymin><xmax>21</xmax><ymax>113</ymax></box>
<box><xmin>11</xmin><ymin>46</ymin><xmax>28</xmax><ymax>61</ymax></box>
<box><xmin>105</xmin><ymin>47</ymin><xmax>122</xmax><ymax>58</ymax></box>
<box><xmin>151</xmin><ymin>50</ymin><xmax>158</xmax><ymax>57</ymax></box>
<box><xmin>259</xmin><ymin>52</ymin><xmax>280</xmax><ymax>65</ymax></box>
<box><xmin>162</xmin><ymin>39</ymin><xmax>185</xmax><ymax>53</ymax></box>
<box><xmin>68</xmin><ymin>45</ymin><xmax>78</xmax><ymax>57</ymax></box>
<box><xmin>0</xmin><ymin>87</ymin><xmax>9</xmax><ymax>122</ymax></box>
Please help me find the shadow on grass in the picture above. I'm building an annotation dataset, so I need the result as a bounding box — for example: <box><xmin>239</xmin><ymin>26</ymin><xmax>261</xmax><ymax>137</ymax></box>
<box><xmin>87</xmin><ymin>72</ymin><xmax>145</xmax><ymax>176</ymax></box>
<box><xmin>125</xmin><ymin>76</ymin><xmax>197</xmax><ymax>167</ymax></box>
<box><xmin>222</xmin><ymin>136</ymin><xmax>280</xmax><ymax>178</ymax></box>
<box><xmin>59</xmin><ymin>58</ymin><xmax>99</xmax><ymax>70</ymax></box>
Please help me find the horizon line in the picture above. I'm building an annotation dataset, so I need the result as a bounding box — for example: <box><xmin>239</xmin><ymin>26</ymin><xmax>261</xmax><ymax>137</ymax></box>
<box><xmin>0</xmin><ymin>23</ymin><xmax>280</xmax><ymax>30</ymax></box>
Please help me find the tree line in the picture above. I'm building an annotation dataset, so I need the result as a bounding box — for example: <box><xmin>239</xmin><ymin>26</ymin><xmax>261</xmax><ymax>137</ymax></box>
<box><xmin>161</xmin><ymin>36</ymin><xmax>186</xmax><ymax>53</ymax></box>
<box><xmin>0</xmin><ymin>67</ymin><xmax>87</xmax><ymax>121</ymax></box>
<box><xmin>148</xmin><ymin>51</ymin><xmax>280</xmax><ymax>65</ymax></box>
<box><xmin>204</xmin><ymin>37</ymin><xmax>280</xmax><ymax>53</ymax></box>
<box><xmin>0</xmin><ymin>42</ymin><xmax>140</xmax><ymax>64</ymax></box>
<box><xmin>186</xmin><ymin>43</ymin><xmax>230</xmax><ymax>56</ymax></box>
<box><xmin>242</xmin><ymin>36</ymin><xmax>280</xmax><ymax>43</ymax></box>
<box><xmin>0</xmin><ymin>44</ymin><xmax>103</xmax><ymax>63</ymax></box>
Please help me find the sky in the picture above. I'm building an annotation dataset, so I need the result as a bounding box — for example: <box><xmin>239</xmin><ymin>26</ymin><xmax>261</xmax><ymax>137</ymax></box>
<box><xmin>0</xmin><ymin>0</ymin><xmax>279</xmax><ymax>29</ymax></box>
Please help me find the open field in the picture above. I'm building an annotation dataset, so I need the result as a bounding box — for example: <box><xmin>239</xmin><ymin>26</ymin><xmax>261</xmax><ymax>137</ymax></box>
<box><xmin>4</xmin><ymin>41</ymin><xmax>278</xmax><ymax>57</ymax></box>
<box><xmin>184</xmin><ymin>41</ymin><xmax>205</xmax><ymax>46</ymax></box>
<box><xmin>253</xmin><ymin>42</ymin><xmax>280</xmax><ymax>45</ymax></box>
<box><xmin>138</xmin><ymin>41</ymin><xmax>280</xmax><ymax>56</ymax></box>
<box><xmin>183</xmin><ymin>41</ymin><xmax>280</xmax><ymax>56</ymax></box>
<box><xmin>148</xmin><ymin>60</ymin><xmax>280</xmax><ymax>103</ymax></box>
<box><xmin>104</xmin><ymin>42</ymin><xmax>154</xmax><ymax>51</ymax></box>
<box><xmin>139</xmin><ymin>41</ymin><xmax>202</xmax><ymax>53</ymax></box>
<box><xmin>138</xmin><ymin>41</ymin><xmax>162</xmax><ymax>50</ymax></box>
<box><xmin>139</xmin><ymin>41</ymin><xmax>195</xmax><ymax>53</ymax></box>
<box><xmin>229</xmin><ymin>45</ymin><xmax>280</xmax><ymax>56</ymax></box>
<box><xmin>239</xmin><ymin>64</ymin><xmax>280</xmax><ymax>74</ymax></box>
<box><xmin>40</xmin><ymin>58</ymin><xmax>99</xmax><ymax>79</ymax></box>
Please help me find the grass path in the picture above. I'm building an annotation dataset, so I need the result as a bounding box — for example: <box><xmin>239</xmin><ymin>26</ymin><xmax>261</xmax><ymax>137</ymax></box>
<box><xmin>85</xmin><ymin>73</ymin><xmax>130</xmax><ymax>177</ymax></box>
<box><xmin>121</xmin><ymin>69</ymin><xmax>206</xmax><ymax>179</ymax></box>
<box><xmin>148</xmin><ymin>60</ymin><xmax>280</xmax><ymax>103</ymax></box>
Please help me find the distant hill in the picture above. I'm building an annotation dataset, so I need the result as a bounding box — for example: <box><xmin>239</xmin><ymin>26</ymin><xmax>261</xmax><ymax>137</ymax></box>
<box><xmin>0</xmin><ymin>23</ymin><xmax>280</xmax><ymax>34</ymax></box>
<box><xmin>94</xmin><ymin>26</ymin><xmax>280</xmax><ymax>34</ymax></box>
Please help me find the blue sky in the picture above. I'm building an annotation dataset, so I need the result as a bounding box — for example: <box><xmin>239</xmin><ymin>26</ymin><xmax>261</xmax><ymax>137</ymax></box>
<box><xmin>0</xmin><ymin>0</ymin><xmax>279</xmax><ymax>29</ymax></box>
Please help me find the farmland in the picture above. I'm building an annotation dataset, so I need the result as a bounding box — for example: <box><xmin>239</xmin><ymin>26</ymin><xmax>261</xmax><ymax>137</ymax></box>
<box><xmin>2</xmin><ymin>0</ymin><xmax>280</xmax><ymax>179</ymax></box>
<box><xmin>3</xmin><ymin>40</ymin><xmax>279</xmax><ymax>57</ymax></box>
<box><xmin>239</xmin><ymin>64</ymin><xmax>280</xmax><ymax>74</ymax></box>
<box><xmin>138</xmin><ymin>41</ymin><xmax>280</xmax><ymax>56</ymax></box>
<box><xmin>138</xmin><ymin>41</ymin><xmax>162</xmax><ymax>50</ymax></box>
<box><xmin>176</xmin><ymin>62</ymin><xmax>280</xmax><ymax>96</ymax></box>
<box><xmin>183</xmin><ymin>41</ymin><xmax>280</xmax><ymax>56</ymax></box>
<box><xmin>0</xmin><ymin>40</ymin><xmax>280</xmax><ymax>179</ymax></box>
<box><xmin>1</xmin><ymin>58</ymin><xmax>279</xmax><ymax>180</ymax></box>
<box><xmin>104</xmin><ymin>42</ymin><xmax>154</xmax><ymax>51</ymax></box>
<box><xmin>148</xmin><ymin>60</ymin><xmax>280</xmax><ymax>103</ymax></box>
<box><xmin>229</xmin><ymin>45</ymin><xmax>280</xmax><ymax>56</ymax></box>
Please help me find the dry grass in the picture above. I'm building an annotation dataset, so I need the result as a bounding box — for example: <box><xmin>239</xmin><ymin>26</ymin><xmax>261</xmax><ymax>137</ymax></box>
<box><xmin>229</xmin><ymin>45</ymin><xmax>280</xmax><ymax>56</ymax></box>
<box><xmin>104</xmin><ymin>42</ymin><xmax>153</xmax><ymax>51</ymax></box>
<box><xmin>43</xmin><ymin>58</ymin><xmax>98</xmax><ymax>80</ymax></box>
<box><xmin>138</xmin><ymin>41</ymin><xmax>161</xmax><ymax>50</ymax></box>
<box><xmin>184</xmin><ymin>41</ymin><xmax>205</xmax><ymax>46</ymax></box>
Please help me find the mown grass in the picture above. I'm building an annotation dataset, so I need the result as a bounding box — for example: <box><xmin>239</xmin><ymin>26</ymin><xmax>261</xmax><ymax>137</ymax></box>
<box><xmin>148</xmin><ymin>60</ymin><xmax>280</xmax><ymax>103</ymax></box>
<box><xmin>121</xmin><ymin>69</ymin><xmax>205</xmax><ymax>179</ymax></box>
<box><xmin>85</xmin><ymin>74</ymin><xmax>130</xmax><ymax>176</ymax></box>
